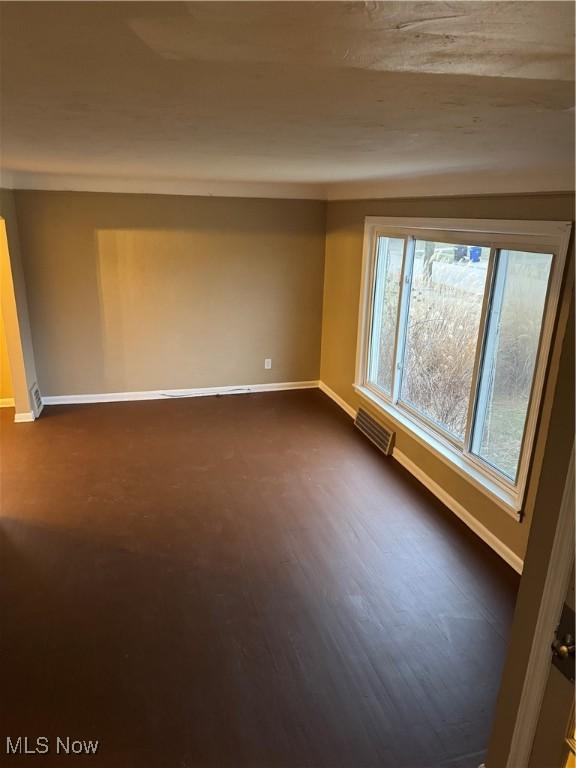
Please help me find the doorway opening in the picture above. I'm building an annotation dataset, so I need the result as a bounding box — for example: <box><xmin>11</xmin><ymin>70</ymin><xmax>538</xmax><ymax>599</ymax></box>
<box><xmin>0</xmin><ymin>216</ymin><xmax>42</xmax><ymax>422</ymax></box>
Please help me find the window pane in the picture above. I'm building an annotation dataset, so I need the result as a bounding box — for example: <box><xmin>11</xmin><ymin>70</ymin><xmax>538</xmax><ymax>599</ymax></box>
<box><xmin>368</xmin><ymin>236</ymin><xmax>405</xmax><ymax>396</ymax></box>
<box><xmin>399</xmin><ymin>240</ymin><xmax>490</xmax><ymax>441</ymax></box>
<box><xmin>472</xmin><ymin>250</ymin><xmax>552</xmax><ymax>481</ymax></box>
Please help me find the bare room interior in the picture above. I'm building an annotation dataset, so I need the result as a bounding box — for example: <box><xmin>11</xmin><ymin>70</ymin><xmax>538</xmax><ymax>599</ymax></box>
<box><xmin>0</xmin><ymin>3</ymin><xmax>574</xmax><ymax>768</ymax></box>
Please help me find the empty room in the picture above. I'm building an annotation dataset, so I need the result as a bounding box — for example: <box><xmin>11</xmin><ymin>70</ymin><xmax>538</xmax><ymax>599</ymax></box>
<box><xmin>0</xmin><ymin>2</ymin><xmax>574</xmax><ymax>767</ymax></box>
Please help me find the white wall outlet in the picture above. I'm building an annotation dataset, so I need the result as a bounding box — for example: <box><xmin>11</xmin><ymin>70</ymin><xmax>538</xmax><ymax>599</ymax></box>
<box><xmin>264</xmin><ymin>358</ymin><xmax>272</xmax><ymax>370</ymax></box>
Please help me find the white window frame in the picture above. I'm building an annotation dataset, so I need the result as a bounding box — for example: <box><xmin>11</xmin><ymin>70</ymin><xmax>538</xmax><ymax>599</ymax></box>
<box><xmin>355</xmin><ymin>216</ymin><xmax>572</xmax><ymax>519</ymax></box>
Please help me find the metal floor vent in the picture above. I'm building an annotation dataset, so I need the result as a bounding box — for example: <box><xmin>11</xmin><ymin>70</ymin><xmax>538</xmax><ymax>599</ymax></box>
<box><xmin>355</xmin><ymin>408</ymin><xmax>394</xmax><ymax>456</ymax></box>
<box><xmin>30</xmin><ymin>383</ymin><xmax>43</xmax><ymax>415</ymax></box>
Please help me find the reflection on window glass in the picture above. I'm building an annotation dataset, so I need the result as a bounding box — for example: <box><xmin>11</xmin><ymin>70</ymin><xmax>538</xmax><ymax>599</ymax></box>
<box><xmin>399</xmin><ymin>240</ymin><xmax>490</xmax><ymax>441</ymax></box>
<box><xmin>472</xmin><ymin>250</ymin><xmax>552</xmax><ymax>480</ymax></box>
<box><xmin>368</xmin><ymin>236</ymin><xmax>404</xmax><ymax>396</ymax></box>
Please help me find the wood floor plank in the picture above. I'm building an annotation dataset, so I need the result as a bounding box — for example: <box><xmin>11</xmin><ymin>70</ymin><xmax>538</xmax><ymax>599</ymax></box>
<box><xmin>0</xmin><ymin>390</ymin><xmax>518</xmax><ymax>767</ymax></box>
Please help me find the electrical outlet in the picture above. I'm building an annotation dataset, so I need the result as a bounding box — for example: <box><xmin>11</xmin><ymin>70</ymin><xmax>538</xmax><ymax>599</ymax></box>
<box><xmin>264</xmin><ymin>358</ymin><xmax>272</xmax><ymax>370</ymax></box>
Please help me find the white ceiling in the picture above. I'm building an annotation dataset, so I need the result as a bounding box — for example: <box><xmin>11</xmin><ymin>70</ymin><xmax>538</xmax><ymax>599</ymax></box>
<box><xmin>0</xmin><ymin>1</ymin><xmax>574</xmax><ymax>199</ymax></box>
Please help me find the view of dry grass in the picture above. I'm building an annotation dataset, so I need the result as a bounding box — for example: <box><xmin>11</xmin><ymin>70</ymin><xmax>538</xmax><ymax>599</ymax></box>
<box><xmin>371</xmin><ymin>243</ymin><xmax>551</xmax><ymax>480</ymax></box>
<box><xmin>474</xmin><ymin>253</ymin><xmax>551</xmax><ymax>478</ymax></box>
<box><xmin>400</xmin><ymin>254</ymin><xmax>486</xmax><ymax>440</ymax></box>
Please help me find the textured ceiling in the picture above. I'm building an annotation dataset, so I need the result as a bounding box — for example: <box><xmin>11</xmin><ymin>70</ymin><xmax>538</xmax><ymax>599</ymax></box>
<box><xmin>0</xmin><ymin>1</ymin><xmax>574</xmax><ymax>197</ymax></box>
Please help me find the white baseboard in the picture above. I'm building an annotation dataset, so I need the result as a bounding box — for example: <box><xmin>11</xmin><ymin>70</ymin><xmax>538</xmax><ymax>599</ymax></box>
<box><xmin>0</xmin><ymin>398</ymin><xmax>15</xmax><ymax>408</ymax></box>
<box><xmin>42</xmin><ymin>380</ymin><xmax>320</xmax><ymax>406</ymax></box>
<box><xmin>14</xmin><ymin>410</ymin><xmax>35</xmax><ymax>423</ymax></box>
<box><xmin>318</xmin><ymin>381</ymin><xmax>357</xmax><ymax>419</ymax></box>
<box><xmin>393</xmin><ymin>448</ymin><xmax>524</xmax><ymax>574</ymax></box>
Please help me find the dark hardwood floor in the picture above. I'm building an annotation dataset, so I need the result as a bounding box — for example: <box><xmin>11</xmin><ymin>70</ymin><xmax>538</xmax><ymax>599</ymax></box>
<box><xmin>0</xmin><ymin>389</ymin><xmax>518</xmax><ymax>768</ymax></box>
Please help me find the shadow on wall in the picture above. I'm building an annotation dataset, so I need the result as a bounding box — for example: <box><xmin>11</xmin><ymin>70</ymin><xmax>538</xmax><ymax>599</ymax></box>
<box><xmin>93</xmin><ymin>227</ymin><xmax>322</xmax><ymax>393</ymax></box>
<box><xmin>14</xmin><ymin>193</ymin><xmax>326</xmax><ymax>397</ymax></box>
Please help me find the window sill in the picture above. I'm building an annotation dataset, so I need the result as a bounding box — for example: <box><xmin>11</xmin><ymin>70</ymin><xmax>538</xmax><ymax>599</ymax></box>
<box><xmin>353</xmin><ymin>384</ymin><xmax>522</xmax><ymax>521</ymax></box>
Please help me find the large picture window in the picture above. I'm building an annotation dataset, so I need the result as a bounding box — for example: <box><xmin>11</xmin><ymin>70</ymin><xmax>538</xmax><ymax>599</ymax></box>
<box><xmin>356</xmin><ymin>217</ymin><xmax>571</xmax><ymax>516</ymax></box>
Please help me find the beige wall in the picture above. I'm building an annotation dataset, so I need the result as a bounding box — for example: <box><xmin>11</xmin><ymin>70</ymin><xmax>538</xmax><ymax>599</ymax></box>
<box><xmin>14</xmin><ymin>191</ymin><xmax>326</xmax><ymax>395</ymax></box>
<box><xmin>0</xmin><ymin>310</ymin><xmax>13</xmax><ymax>400</ymax></box>
<box><xmin>321</xmin><ymin>193</ymin><xmax>575</xmax><ymax>560</ymax></box>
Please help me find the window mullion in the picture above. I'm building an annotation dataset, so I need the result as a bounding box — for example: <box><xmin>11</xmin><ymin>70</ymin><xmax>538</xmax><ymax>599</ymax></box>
<box><xmin>367</xmin><ymin>238</ymin><xmax>386</xmax><ymax>384</ymax></box>
<box><xmin>468</xmin><ymin>249</ymin><xmax>509</xmax><ymax>457</ymax></box>
<box><xmin>463</xmin><ymin>247</ymin><xmax>499</xmax><ymax>453</ymax></box>
<box><xmin>391</xmin><ymin>237</ymin><xmax>415</xmax><ymax>405</ymax></box>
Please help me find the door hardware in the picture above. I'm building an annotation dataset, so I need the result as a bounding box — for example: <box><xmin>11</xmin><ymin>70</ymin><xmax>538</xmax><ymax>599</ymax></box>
<box><xmin>551</xmin><ymin>634</ymin><xmax>575</xmax><ymax>660</ymax></box>
<box><xmin>551</xmin><ymin>604</ymin><xmax>575</xmax><ymax>682</ymax></box>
